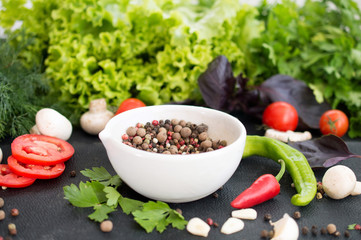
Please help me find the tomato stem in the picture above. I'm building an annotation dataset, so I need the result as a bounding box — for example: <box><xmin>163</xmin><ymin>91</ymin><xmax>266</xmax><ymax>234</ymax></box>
<box><xmin>275</xmin><ymin>159</ymin><xmax>285</xmax><ymax>182</ymax></box>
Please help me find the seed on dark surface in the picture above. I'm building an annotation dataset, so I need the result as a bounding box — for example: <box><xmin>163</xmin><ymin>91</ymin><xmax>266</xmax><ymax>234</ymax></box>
<box><xmin>100</xmin><ymin>220</ymin><xmax>113</xmax><ymax>232</ymax></box>
<box><xmin>260</xmin><ymin>229</ymin><xmax>268</xmax><ymax>238</ymax></box>
<box><xmin>320</xmin><ymin>227</ymin><xmax>327</xmax><ymax>235</ymax></box>
<box><xmin>264</xmin><ymin>213</ymin><xmax>272</xmax><ymax>221</ymax></box>
<box><xmin>316</xmin><ymin>192</ymin><xmax>323</xmax><ymax>200</ymax></box>
<box><xmin>175</xmin><ymin>208</ymin><xmax>182</xmax><ymax>215</ymax></box>
<box><xmin>8</xmin><ymin>223</ymin><xmax>16</xmax><ymax>235</ymax></box>
<box><xmin>0</xmin><ymin>210</ymin><xmax>5</xmax><ymax>220</ymax></box>
<box><xmin>302</xmin><ymin>226</ymin><xmax>309</xmax><ymax>235</ymax></box>
<box><xmin>10</xmin><ymin>209</ymin><xmax>19</xmax><ymax>217</ymax></box>
<box><xmin>334</xmin><ymin>231</ymin><xmax>341</xmax><ymax>237</ymax></box>
<box><xmin>213</xmin><ymin>222</ymin><xmax>219</xmax><ymax>228</ymax></box>
<box><xmin>344</xmin><ymin>230</ymin><xmax>350</xmax><ymax>238</ymax></box>
<box><xmin>327</xmin><ymin>224</ymin><xmax>337</xmax><ymax>234</ymax></box>
<box><xmin>293</xmin><ymin>211</ymin><xmax>301</xmax><ymax>219</ymax></box>
<box><xmin>268</xmin><ymin>230</ymin><xmax>274</xmax><ymax>238</ymax></box>
<box><xmin>0</xmin><ymin>197</ymin><xmax>4</xmax><ymax>208</ymax></box>
<box><xmin>70</xmin><ymin>170</ymin><xmax>76</xmax><ymax>177</ymax></box>
<box><xmin>311</xmin><ymin>225</ymin><xmax>318</xmax><ymax>236</ymax></box>
<box><xmin>212</xmin><ymin>192</ymin><xmax>219</xmax><ymax>198</ymax></box>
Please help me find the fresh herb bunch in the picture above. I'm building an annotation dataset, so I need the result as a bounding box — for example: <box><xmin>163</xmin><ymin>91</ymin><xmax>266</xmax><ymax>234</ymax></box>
<box><xmin>63</xmin><ymin>167</ymin><xmax>188</xmax><ymax>233</ymax></box>
<box><xmin>0</xmin><ymin>35</ymin><xmax>50</xmax><ymax>139</ymax></box>
<box><xmin>250</xmin><ymin>0</ymin><xmax>361</xmax><ymax>137</ymax></box>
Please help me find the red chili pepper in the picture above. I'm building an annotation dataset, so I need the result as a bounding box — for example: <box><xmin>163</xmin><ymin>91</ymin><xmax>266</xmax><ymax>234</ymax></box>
<box><xmin>231</xmin><ymin>160</ymin><xmax>285</xmax><ymax>209</ymax></box>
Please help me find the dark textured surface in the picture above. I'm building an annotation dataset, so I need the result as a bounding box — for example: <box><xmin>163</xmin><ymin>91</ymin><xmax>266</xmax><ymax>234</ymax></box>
<box><xmin>1</xmin><ymin>112</ymin><xmax>361</xmax><ymax>240</ymax></box>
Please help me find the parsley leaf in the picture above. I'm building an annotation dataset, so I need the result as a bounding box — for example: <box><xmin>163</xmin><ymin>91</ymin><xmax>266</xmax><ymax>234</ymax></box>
<box><xmin>103</xmin><ymin>186</ymin><xmax>121</xmax><ymax>207</ymax></box>
<box><xmin>63</xmin><ymin>181</ymin><xmax>106</xmax><ymax>208</ymax></box>
<box><xmin>89</xmin><ymin>204</ymin><xmax>116</xmax><ymax>222</ymax></box>
<box><xmin>118</xmin><ymin>196</ymin><xmax>144</xmax><ymax>215</ymax></box>
<box><xmin>132</xmin><ymin>201</ymin><xmax>187</xmax><ymax>233</ymax></box>
<box><xmin>80</xmin><ymin>167</ymin><xmax>122</xmax><ymax>187</ymax></box>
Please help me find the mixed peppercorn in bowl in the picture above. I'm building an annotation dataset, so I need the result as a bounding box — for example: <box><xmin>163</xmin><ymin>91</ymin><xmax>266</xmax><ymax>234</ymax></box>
<box><xmin>99</xmin><ymin>105</ymin><xmax>247</xmax><ymax>203</ymax></box>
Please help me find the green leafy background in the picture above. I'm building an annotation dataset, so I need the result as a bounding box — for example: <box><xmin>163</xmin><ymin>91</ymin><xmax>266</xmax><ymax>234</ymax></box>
<box><xmin>1</xmin><ymin>0</ymin><xmax>361</xmax><ymax>137</ymax></box>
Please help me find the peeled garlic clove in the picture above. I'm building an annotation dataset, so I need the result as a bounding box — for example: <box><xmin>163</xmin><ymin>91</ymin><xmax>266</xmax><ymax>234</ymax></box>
<box><xmin>221</xmin><ymin>217</ymin><xmax>244</xmax><ymax>235</ymax></box>
<box><xmin>270</xmin><ymin>213</ymin><xmax>299</xmax><ymax>240</ymax></box>
<box><xmin>0</xmin><ymin>147</ymin><xmax>2</xmax><ymax>163</ymax></box>
<box><xmin>351</xmin><ymin>181</ymin><xmax>361</xmax><ymax>196</ymax></box>
<box><xmin>186</xmin><ymin>217</ymin><xmax>210</xmax><ymax>237</ymax></box>
<box><xmin>231</xmin><ymin>208</ymin><xmax>257</xmax><ymax>220</ymax></box>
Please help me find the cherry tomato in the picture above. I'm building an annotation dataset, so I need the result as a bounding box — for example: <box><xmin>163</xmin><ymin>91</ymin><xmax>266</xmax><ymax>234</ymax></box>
<box><xmin>319</xmin><ymin>109</ymin><xmax>349</xmax><ymax>137</ymax></box>
<box><xmin>11</xmin><ymin>134</ymin><xmax>75</xmax><ymax>165</ymax></box>
<box><xmin>0</xmin><ymin>164</ymin><xmax>36</xmax><ymax>188</ymax></box>
<box><xmin>7</xmin><ymin>156</ymin><xmax>66</xmax><ymax>179</ymax></box>
<box><xmin>115</xmin><ymin>98</ymin><xmax>146</xmax><ymax>115</ymax></box>
<box><xmin>262</xmin><ymin>101</ymin><xmax>298</xmax><ymax>131</ymax></box>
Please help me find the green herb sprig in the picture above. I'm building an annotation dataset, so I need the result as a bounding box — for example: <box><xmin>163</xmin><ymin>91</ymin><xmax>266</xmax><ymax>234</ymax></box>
<box><xmin>63</xmin><ymin>167</ymin><xmax>187</xmax><ymax>233</ymax></box>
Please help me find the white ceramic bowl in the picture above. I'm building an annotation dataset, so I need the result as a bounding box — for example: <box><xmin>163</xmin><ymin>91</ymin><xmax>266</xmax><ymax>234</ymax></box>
<box><xmin>99</xmin><ymin>105</ymin><xmax>247</xmax><ymax>203</ymax></box>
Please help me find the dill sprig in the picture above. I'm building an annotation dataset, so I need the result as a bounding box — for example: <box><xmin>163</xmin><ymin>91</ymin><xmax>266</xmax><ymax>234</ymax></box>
<box><xmin>0</xmin><ymin>34</ymin><xmax>50</xmax><ymax>139</ymax></box>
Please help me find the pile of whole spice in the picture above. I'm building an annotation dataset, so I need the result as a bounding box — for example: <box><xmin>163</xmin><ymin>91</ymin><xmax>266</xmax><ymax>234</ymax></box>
<box><xmin>122</xmin><ymin>119</ymin><xmax>227</xmax><ymax>154</ymax></box>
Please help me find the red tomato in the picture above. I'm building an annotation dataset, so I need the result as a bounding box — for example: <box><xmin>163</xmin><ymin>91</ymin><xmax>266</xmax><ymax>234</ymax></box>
<box><xmin>262</xmin><ymin>101</ymin><xmax>298</xmax><ymax>131</ymax></box>
<box><xmin>115</xmin><ymin>98</ymin><xmax>146</xmax><ymax>115</ymax></box>
<box><xmin>0</xmin><ymin>164</ymin><xmax>36</xmax><ymax>188</ymax></box>
<box><xmin>11</xmin><ymin>134</ymin><xmax>75</xmax><ymax>165</ymax></box>
<box><xmin>7</xmin><ymin>156</ymin><xmax>66</xmax><ymax>179</ymax></box>
<box><xmin>319</xmin><ymin>109</ymin><xmax>349</xmax><ymax>137</ymax></box>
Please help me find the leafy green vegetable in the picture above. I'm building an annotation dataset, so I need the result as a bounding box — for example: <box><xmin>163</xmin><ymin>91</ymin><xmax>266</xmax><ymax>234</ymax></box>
<box><xmin>80</xmin><ymin>167</ymin><xmax>121</xmax><ymax>188</ymax></box>
<box><xmin>0</xmin><ymin>34</ymin><xmax>50</xmax><ymax>139</ymax></box>
<box><xmin>63</xmin><ymin>166</ymin><xmax>187</xmax><ymax>232</ymax></box>
<box><xmin>0</xmin><ymin>0</ymin><xmax>263</xmax><ymax>122</ymax></box>
<box><xmin>132</xmin><ymin>201</ymin><xmax>187</xmax><ymax>233</ymax></box>
<box><xmin>249</xmin><ymin>0</ymin><xmax>361</xmax><ymax>137</ymax></box>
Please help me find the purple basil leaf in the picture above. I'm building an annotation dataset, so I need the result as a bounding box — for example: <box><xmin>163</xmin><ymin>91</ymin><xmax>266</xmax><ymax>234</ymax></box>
<box><xmin>258</xmin><ymin>75</ymin><xmax>331</xmax><ymax>129</ymax></box>
<box><xmin>198</xmin><ymin>55</ymin><xmax>236</xmax><ymax>111</ymax></box>
<box><xmin>289</xmin><ymin>135</ymin><xmax>361</xmax><ymax>168</ymax></box>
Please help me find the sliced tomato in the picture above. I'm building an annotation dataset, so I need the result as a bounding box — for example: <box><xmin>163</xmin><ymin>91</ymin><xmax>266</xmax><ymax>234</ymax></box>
<box><xmin>0</xmin><ymin>164</ymin><xmax>36</xmax><ymax>188</ymax></box>
<box><xmin>8</xmin><ymin>156</ymin><xmax>66</xmax><ymax>179</ymax></box>
<box><xmin>11</xmin><ymin>134</ymin><xmax>75</xmax><ymax>165</ymax></box>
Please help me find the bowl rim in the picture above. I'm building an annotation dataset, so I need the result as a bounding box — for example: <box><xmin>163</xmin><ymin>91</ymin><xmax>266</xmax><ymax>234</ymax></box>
<box><xmin>100</xmin><ymin>104</ymin><xmax>247</xmax><ymax>162</ymax></box>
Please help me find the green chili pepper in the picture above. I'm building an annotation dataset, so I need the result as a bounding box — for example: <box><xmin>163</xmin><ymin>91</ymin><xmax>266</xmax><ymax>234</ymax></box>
<box><xmin>243</xmin><ymin>135</ymin><xmax>317</xmax><ymax>206</ymax></box>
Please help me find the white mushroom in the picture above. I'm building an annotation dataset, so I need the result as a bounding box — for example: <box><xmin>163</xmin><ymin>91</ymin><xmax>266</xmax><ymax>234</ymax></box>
<box><xmin>0</xmin><ymin>147</ymin><xmax>2</xmax><ymax>164</ymax></box>
<box><xmin>220</xmin><ymin>217</ymin><xmax>244</xmax><ymax>235</ymax></box>
<box><xmin>270</xmin><ymin>213</ymin><xmax>299</xmax><ymax>240</ymax></box>
<box><xmin>322</xmin><ymin>165</ymin><xmax>356</xmax><ymax>200</ymax></box>
<box><xmin>36</xmin><ymin>108</ymin><xmax>72</xmax><ymax>141</ymax></box>
<box><xmin>351</xmin><ymin>181</ymin><xmax>361</xmax><ymax>196</ymax></box>
<box><xmin>80</xmin><ymin>98</ymin><xmax>114</xmax><ymax>135</ymax></box>
<box><xmin>186</xmin><ymin>217</ymin><xmax>210</xmax><ymax>237</ymax></box>
<box><xmin>265</xmin><ymin>129</ymin><xmax>312</xmax><ymax>142</ymax></box>
<box><xmin>29</xmin><ymin>125</ymin><xmax>41</xmax><ymax>135</ymax></box>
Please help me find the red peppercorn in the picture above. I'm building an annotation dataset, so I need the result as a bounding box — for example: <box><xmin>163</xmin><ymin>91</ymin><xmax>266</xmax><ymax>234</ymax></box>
<box><xmin>179</xmin><ymin>140</ymin><xmax>185</xmax><ymax>146</ymax></box>
<box><xmin>218</xmin><ymin>145</ymin><xmax>224</xmax><ymax>149</ymax></box>
<box><xmin>122</xmin><ymin>134</ymin><xmax>129</xmax><ymax>140</ymax></box>
<box><xmin>206</xmin><ymin>218</ymin><xmax>214</xmax><ymax>226</ymax></box>
<box><xmin>152</xmin><ymin>120</ymin><xmax>159</xmax><ymax>126</ymax></box>
<box><xmin>355</xmin><ymin>224</ymin><xmax>361</xmax><ymax>230</ymax></box>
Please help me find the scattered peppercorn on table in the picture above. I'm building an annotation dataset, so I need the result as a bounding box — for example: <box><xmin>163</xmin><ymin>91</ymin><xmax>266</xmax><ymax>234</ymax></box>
<box><xmin>0</xmin><ymin>112</ymin><xmax>361</xmax><ymax>239</ymax></box>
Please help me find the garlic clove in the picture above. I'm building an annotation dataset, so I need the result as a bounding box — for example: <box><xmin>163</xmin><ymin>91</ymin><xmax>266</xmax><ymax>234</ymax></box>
<box><xmin>186</xmin><ymin>217</ymin><xmax>211</xmax><ymax>237</ymax></box>
<box><xmin>0</xmin><ymin>147</ymin><xmax>2</xmax><ymax>164</ymax></box>
<box><xmin>220</xmin><ymin>217</ymin><xmax>244</xmax><ymax>235</ymax></box>
<box><xmin>231</xmin><ymin>208</ymin><xmax>257</xmax><ymax>220</ymax></box>
<box><xmin>270</xmin><ymin>213</ymin><xmax>299</xmax><ymax>240</ymax></box>
<box><xmin>351</xmin><ymin>181</ymin><xmax>361</xmax><ymax>196</ymax></box>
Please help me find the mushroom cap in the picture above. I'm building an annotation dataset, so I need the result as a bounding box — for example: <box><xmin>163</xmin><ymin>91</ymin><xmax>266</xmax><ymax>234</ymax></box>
<box><xmin>36</xmin><ymin>108</ymin><xmax>72</xmax><ymax>141</ymax></box>
<box><xmin>322</xmin><ymin>165</ymin><xmax>356</xmax><ymax>200</ymax></box>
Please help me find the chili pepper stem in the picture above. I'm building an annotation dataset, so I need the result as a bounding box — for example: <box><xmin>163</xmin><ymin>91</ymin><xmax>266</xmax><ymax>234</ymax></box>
<box><xmin>275</xmin><ymin>160</ymin><xmax>285</xmax><ymax>182</ymax></box>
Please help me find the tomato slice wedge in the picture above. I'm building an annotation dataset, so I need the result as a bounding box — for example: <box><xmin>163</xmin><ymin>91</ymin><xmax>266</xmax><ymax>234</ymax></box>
<box><xmin>11</xmin><ymin>134</ymin><xmax>75</xmax><ymax>165</ymax></box>
<box><xmin>0</xmin><ymin>164</ymin><xmax>36</xmax><ymax>188</ymax></box>
<box><xmin>8</xmin><ymin>156</ymin><xmax>66</xmax><ymax>179</ymax></box>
